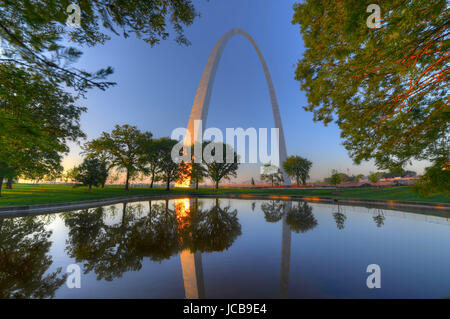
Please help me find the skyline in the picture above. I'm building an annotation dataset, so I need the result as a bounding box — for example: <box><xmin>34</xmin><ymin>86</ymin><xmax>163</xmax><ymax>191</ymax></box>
<box><xmin>61</xmin><ymin>0</ymin><xmax>428</xmax><ymax>183</ymax></box>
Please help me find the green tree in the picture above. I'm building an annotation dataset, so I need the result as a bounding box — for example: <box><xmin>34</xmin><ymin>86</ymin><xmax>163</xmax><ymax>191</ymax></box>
<box><xmin>260</xmin><ymin>163</ymin><xmax>284</xmax><ymax>187</ymax></box>
<box><xmin>0</xmin><ymin>0</ymin><xmax>203</xmax><ymax>195</ymax></box>
<box><xmin>355</xmin><ymin>174</ymin><xmax>364</xmax><ymax>182</ymax></box>
<box><xmin>138</xmin><ymin>138</ymin><xmax>163</xmax><ymax>188</ymax></box>
<box><xmin>293</xmin><ymin>0</ymin><xmax>449</xmax><ymax>193</ymax></box>
<box><xmin>368</xmin><ymin>171</ymin><xmax>382</xmax><ymax>184</ymax></box>
<box><xmin>155</xmin><ymin>138</ymin><xmax>184</xmax><ymax>191</ymax></box>
<box><xmin>190</xmin><ymin>162</ymin><xmax>208</xmax><ymax>190</ymax></box>
<box><xmin>84</xmin><ymin>125</ymin><xmax>152</xmax><ymax>190</ymax></box>
<box><xmin>0</xmin><ymin>65</ymin><xmax>85</xmax><ymax>196</ymax></box>
<box><xmin>203</xmin><ymin>142</ymin><xmax>239</xmax><ymax>190</ymax></box>
<box><xmin>0</xmin><ymin>0</ymin><xmax>201</xmax><ymax>95</ymax></box>
<box><xmin>329</xmin><ymin>170</ymin><xmax>342</xmax><ymax>186</ymax></box>
<box><xmin>65</xmin><ymin>166</ymin><xmax>80</xmax><ymax>183</ymax></box>
<box><xmin>413</xmin><ymin>159</ymin><xmax>450</xmax><ymax>197</ymax></box>
<box><xmin>74</xmin><ymin>158</ymin><xmax>108</xmax><ymax>191</ymax></box>
<box><xmin>283</xmin><ymin>155</ymin><xmax>312</xmax><ymax>185</ymax></box>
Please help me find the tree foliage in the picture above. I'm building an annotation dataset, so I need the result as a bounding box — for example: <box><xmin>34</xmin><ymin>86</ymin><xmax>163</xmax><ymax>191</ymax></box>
<box><xmin>83</xmin><ymin>124</ymin><xmax>152</xmax><ymax>190</ymax></box>
<box><xmin>260</xmin><ymin>163</ymin><xmax>284</xmax><ymax>187</ymax></box>
<box><xmin>329</xmin><ymin>170</ymin><xmax>342</xmax><ymax>185</ymax></box>
<box><xmin>155</xmin><ymin>137</ymin><xmax>186</xmax><ymax>190</ymax></box>
<box><xmin>0</xmin><ymin>0</ymin><xmax>200</xmax><ymax>94</ymax></box>
<box><xmin>74</xmin><ymin>157</ymin><xmax>108</xmax><ymax>190</ymax></box>
<box><xmin>293</xmin><ymin>0</ymin><xmax>449</xmax><ymax>192</ymax></box>
<box><xmin>0</xmin><ymin>64</ymin><xmax>85</xmax><ymax>196</ymax></box>
<box><xmin>202</xmin><ymin>142</ymin><xmax>239</xmax><ymax>190</ymax></box>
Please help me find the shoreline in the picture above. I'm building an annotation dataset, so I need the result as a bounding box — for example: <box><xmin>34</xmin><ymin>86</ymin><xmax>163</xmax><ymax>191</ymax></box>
<box><xmin>1</xmin><ymin>191</ymin><xmax>449</xmax><ymax>216</ymax></box>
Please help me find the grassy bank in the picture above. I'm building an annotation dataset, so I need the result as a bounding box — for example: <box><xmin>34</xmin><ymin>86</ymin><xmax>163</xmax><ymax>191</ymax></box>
<box><xmin>0</xmin><ymin>184</ymin><xmax>448</xmax><ymax>207</ymax></box>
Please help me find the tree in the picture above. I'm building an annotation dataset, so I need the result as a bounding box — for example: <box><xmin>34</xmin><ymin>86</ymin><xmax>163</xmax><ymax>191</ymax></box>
<box><xmin>65</xmin><ymin>166</ymin><xmax>80</xmax><ymax>183</ymax></box>
<box><xmin>138</xmin><ymin>139</ymin><xmax>163</xmax><ymax>188</ymax></box>
<box><xmin>260</xmin><ymin>164</ymin><xmax>284</xmax><ymax>187</ymax></box>
<box><xmin>156</xmin><ymin>138</ymin><xmax>185</xmax><ymax>191</ymax></box>
<box><xmin>84</xmin><ymin>125</ymin><xmax>152</xmax><ymax>190</ymax></box>
<box><xmin>286</xmin><ymin>202</ymin><xmax>317</xmax><ymax>233</ymax></box>
<box><xmin>74</xmin><ymin>158</ymin><xmax>108</xmax><ymax>191</ymax></box>
<box><xmin>368</xmin><ymin>172</ymin><xmax>383</xmax><ymax>184</ymax></box>
<box><xmin>180</xmin><ymin>198</ymin><xmax>242</xmax><ymax>253</ymax></box>
<box><xmin>190</xmin><ymin>162</ymin><xmax>208</xmax><ymax>190</ymax></box>
<box><xmin>413</xmin><ymin>159</ymin><xmax>450</xmax><ymax>197</ymax></box>
<box><xmin>202</xmin><ymin>142</ymin><xmax>239</xmax><ymax>190</ymax></box>
<box><xmin>283</xmin><ymin>155</ymin><xmax>312</xmax><ymax>185</ymax></box>
<box><xmin>355</xmin><ymin>174</ymin><xmax>364</xmax><ymax>182</ymax></box>
<box><xmin>0</xmin><ymin>65</ymin><xmax>85</xmax><ymax>196</ymax></box>
<box><xmin>0</xmin><ymin>0</ymin><xmax>203</xmax><ymax>193</ymax></box>
<box><xmin>0</xmin><ymin>216</ymin><xmax>66</xmax><ymax>298</ymax></box>
<box><xmin>0</xmin><ymin>0</ymin><xmax>201</xmax><ymax>95</ymax></box>
<box><xmin>251</xmin><ymin>177</ymin><xmax>255</xmax><ymax>186</ymax></box>
<box><xmin>293</xmin><ymin>0</ymin><xmax>449</xmax><ymax>192</ymax></box>
<box><xmin>329</xmin><ymin>170</ymin><xmax>342</xmax><ymax>186</ymax></box>
<box><xmin>261</xmin><ymin>201</ymin><xmax>285</xmax><ymax>223</ymax></box>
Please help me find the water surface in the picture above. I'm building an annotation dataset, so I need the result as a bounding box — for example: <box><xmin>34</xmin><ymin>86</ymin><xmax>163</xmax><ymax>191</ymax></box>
<box><xmin>1</xmin><ymin>198</ymin><xmax>449</xmax><ymax>298</ymax></box>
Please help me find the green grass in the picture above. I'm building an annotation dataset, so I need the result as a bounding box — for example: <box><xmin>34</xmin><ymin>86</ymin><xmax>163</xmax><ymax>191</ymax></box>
<box><xmin>0</xmin><ymin>183</ymin><xmax>448</xmax><ymax>207</ymax></box>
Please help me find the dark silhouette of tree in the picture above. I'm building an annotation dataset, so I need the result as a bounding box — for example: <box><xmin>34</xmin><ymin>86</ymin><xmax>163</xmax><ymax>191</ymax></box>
<box><xmin>373</xmin><ymin>211</ymin><xmax>386</xmax><ymax>228</ymax></box>
<box><xmin>0</xmin><ymin>216</ymin><xmax>66</xmax><ymax>298</ymax></box>
<box><xmin>332</xmin><ymin>205</ymin><xmax>347</xmax><ymax>230</ymax></box>
<box><xmin>128</xmin><ymin>201</ymin><xmax>180</xmax><ymax>262</ymax></box>
<box><xmin>64</xmin><ymin>201</ymin><xmax>180</xmax><ymax>281</ymax></box>
<box><xmin>286</xmin><ymin>202</ymin><xmax>317</xmax><ymax>233</ymax></box>
<box><xmin>261</xmin><ymin>200</ymin><xmax>285</xmax><ymax>223</ymax></box>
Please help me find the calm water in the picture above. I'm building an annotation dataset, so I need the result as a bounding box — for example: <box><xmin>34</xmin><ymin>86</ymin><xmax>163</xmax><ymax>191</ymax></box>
<box><xmin>1</xmin><ymin>198</ymin><xmax>450</xmax><ymax>299</ymax></box>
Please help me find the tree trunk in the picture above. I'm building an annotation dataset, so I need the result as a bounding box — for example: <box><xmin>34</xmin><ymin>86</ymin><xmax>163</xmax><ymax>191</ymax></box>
<box><xmin>166</xmin><ymin>178</ymin><xmax>170</xmax><ymax>191</ymax></box>
<box><xmin>215</xmin><ymin>180</ymin><xmax>219</xmax><ymax>190</ymax></box>
<box><xmin>125</xmin><ymin>170</ymin><xmax>130</xmax><ymax>190</ymax></box>
<box><xmin>0</xmin><ymin>175</ymin><xmax>3</xmax><ymax>197</ymax></box>
<box><xmin>89</xmin><ymin>184</ymin><xmax>92</xmax><ymax>192</ymax></box>
<box><xmin>195</xmin><ymin>178</ymin><xmax>199</xmax><ymax>190</ymax></box>
<box><xmin>150</xmin><ymin>178</ymin><xmax>154</xmax><ymax>188</ymax></box>
<box><xmin>101</xmin><ymin>182</ymin><xmax>105</xmax><ymax>188</ymax></box>
<box><xmin>122</xmin><ymin>202</ymin><xmax>127</xmax><ymax>225</ymax></box>
<box><xmin>6</xmin><ymin>179</ymin><xmax>12</xmax><ymax>189</ymax></box>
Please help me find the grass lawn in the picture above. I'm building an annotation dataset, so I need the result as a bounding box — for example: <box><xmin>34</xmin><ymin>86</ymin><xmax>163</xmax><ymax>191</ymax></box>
<box><xmin>0</xmin><ymin>184</ymin><xmax>448</xmax><ymax>207</ymax></box>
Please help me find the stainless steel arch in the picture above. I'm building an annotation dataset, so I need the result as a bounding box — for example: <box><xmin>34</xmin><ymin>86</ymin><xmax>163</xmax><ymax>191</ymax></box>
<box><xmin>186</xmin><ymin>28</ymin><xmax>290</xmax><ymax>184</ymax></box>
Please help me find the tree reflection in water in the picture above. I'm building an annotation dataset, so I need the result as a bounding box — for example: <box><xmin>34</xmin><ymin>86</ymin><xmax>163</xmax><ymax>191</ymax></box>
<box><xmin>261</xmin><ymin>200</ymin><xmax>285</xmax><ymax>223</ymax></box>
<box><xmin>180</xmin><ymin>198</ymin><xmax>242</xmax><ymax>253</ymax></box>
<box><xmin>63</xmin><ymin>198</ymin><xmax>242</xmax><ymax>282</ymax></box>
<box><xmin>286</xmin><ymin>201</ymin><xmax>317</xmax><ymax>233</ymax></box>
<box><xmin>0</xmin><ymin>216</ymin><xmax>66</xmax><ymax>298</ymax></box>
<box><xmin>372</xmin><ymin>209</ymin><xmax>386</xmax><ymax>228</ymax></box>
<box><xmin>332</xmin><ymin>204</ymin><xmax>347</xmax><ymax>230</ymax></box>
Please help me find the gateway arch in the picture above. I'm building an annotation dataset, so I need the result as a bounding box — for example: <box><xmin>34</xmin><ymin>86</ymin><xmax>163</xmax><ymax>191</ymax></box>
<box><xmin>185</xmin><ymin>28</ymin><xmax>291</xmax><ymax>184</ymax></box>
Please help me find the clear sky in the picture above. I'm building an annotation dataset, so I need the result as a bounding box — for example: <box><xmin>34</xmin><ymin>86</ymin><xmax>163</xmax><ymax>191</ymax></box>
<box><xmin>63</xmin><ymin>0</ymin><xmax>426</xmax><ymax>183</ymax></box>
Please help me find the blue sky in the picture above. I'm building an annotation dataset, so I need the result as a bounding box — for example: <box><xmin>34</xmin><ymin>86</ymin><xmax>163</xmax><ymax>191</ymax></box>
<box><xmin>63</xmin><ymin>0</ymin><xmax>425</xmax><ymax>182</ymax></box>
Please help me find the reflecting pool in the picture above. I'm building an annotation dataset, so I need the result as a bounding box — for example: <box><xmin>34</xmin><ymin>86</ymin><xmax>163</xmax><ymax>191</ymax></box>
<box><xmin>1</xmin><ymin>198</ymin><xmax>450</xmax><ymax>298</ymax></box>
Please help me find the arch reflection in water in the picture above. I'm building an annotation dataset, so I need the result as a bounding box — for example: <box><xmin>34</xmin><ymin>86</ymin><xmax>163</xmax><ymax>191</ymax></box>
<box><xmin>177</xmin><ymin>198</ymin><xmax>315</xmax><ymax>299</ymax></box>
<box><xmin>4</xmin><ymin>198</ymin><xmax>450</xmax><ymax>298</ymax></box>
<box><xmin>176</xmin><ymin>198</ymin><xmax>242</xmax><ymax>299</ymax></box>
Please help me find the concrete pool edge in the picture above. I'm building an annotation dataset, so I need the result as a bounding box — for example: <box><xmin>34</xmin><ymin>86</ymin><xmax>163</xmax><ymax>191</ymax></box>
<box><xmin>0</xmin><ymin>192</ymin><xmax>449</xmax><ymax>216</ymax></box>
